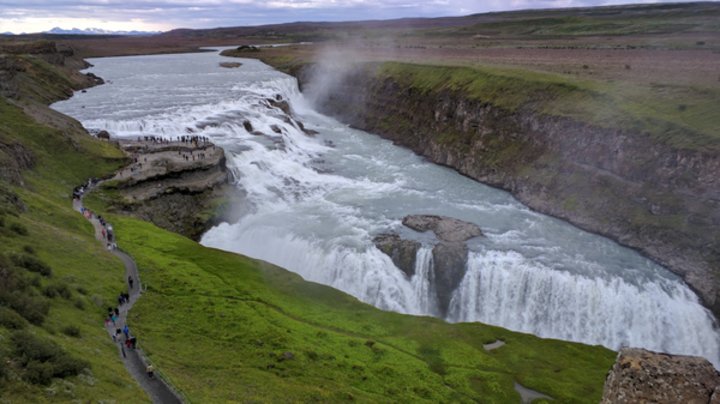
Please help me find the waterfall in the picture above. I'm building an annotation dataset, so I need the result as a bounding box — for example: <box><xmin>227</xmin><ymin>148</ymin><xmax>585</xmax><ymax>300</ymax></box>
<box><xmin>410</xmin><ymin>247</ymin><xmax>438</xmax><ymax>316</ymax></box>
<box><xmin>448</xmin><ymin>250</ymin><xmax>720</xmax><ymax>366</ymax></box>
<box><xmin>51</xmin><ymin>51</ymin><xmax>720</xmax><ymax>368</ymax></box>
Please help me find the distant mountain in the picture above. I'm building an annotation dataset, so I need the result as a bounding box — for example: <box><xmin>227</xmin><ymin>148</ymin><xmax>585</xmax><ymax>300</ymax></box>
<box><xmin>44</xmin><ymin>27</ymin><xmax>161</xmax><ymax>36</ymax></box>
<box><xmin>1</xmin><ymin>32</ymin><xmax>14</xmax><ymax>36</ymax></box>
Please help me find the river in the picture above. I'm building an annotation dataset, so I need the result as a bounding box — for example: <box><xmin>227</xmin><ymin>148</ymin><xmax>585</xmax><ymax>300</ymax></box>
<box><xmin>52</xmin><ymin>49</ymin><xmax>720</xmax><ymax>366</ymax></box>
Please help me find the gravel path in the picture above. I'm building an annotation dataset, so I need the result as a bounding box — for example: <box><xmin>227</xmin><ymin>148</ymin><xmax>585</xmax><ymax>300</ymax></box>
<box><xmin>73</xmin><ymin>196</ymin><xmax>183</xmax><ymax>404</ymax></box>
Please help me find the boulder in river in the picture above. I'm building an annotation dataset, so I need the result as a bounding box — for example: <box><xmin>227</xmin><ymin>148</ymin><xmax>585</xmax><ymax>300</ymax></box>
<box><xmin>601</xmin><ymin>348</ymin><xmax>720</xmax><ymax>404</ymax></box>
<box><xmin>402</xmin><ymin>214</ymin><xmax>482</xmax><ymax>242</ymax></box>
<box><xmin>431</xmin><ymin>241</ymin><xmax>469</xmax><ymax>316</ymax></box>
<box><xmin>374</xmin><ymin>214</ymin><xmax>483</xmax><ymax>317</ymax></box>
<box><xmin>373</xmin><ymin>234</ymin><xmax>420</xmax><ymax>277</ymax></box>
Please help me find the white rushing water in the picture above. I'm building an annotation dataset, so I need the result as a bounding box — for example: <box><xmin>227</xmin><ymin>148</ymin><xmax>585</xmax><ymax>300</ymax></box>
<box><xmin>52</xmin><ymin>49</ymin><xmax>720</xmax><ymax>366</ymax></box>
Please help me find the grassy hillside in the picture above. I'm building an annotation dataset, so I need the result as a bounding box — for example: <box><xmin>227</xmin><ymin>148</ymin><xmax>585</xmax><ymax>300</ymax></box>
<box><xmin>0</xmin><ymin>48</ymin><xmax>148</xmax><ymax>401</ymax></box>
<box><xmin>84</xmin><ymin>213</ymin><xmax>615</xmax><ymax>402</ymax></box>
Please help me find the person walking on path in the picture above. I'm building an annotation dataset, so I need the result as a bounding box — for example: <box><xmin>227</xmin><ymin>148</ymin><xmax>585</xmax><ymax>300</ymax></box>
<box><xmin>146</xmin><ymin>364</ymin><xmax>155</xmax><ymax>379</ymax></box>
<box><xmin>128</xmin><ymin>275</ymin><xmax>134</xmax><ymax>289</ymax></box>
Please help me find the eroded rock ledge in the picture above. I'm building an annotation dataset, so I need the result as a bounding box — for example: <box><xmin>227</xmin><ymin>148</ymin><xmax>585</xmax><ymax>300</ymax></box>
<box><xmin>374</xmin><ymin>214</ymin><xmax>483</xmax><ymax>316</ymax></box>
<box><xmin>601</xmin><ymin>348</ymin><xmax>720</xmax><ymax>404</ymax></box>
<box><xmin>101</xmin><ymin>138</ymin><xmax>244</xmax><ymax>240</ymax></box>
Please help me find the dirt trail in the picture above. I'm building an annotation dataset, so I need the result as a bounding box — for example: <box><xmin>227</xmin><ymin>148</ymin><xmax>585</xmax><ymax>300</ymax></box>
<box><xmin>73</xmin><ymin>197</ymin><xmax>183</xmax><ymax>404</ymax></box>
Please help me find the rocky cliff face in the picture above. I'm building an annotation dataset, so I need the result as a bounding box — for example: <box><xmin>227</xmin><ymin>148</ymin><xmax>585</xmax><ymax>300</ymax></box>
<box><xmin>601</xmin><ymin>348</ymin><xmax>720</xmax><ymax>403</ymax></box>
<box><xmin>293</xmin><ymin>64</ymin><xmax>720</xmax><ymax>318</ymax></box>
<box><xmin>102</xmin><ymin>139</ymin><xmax>244</xmax><ymax>240</ymax></box>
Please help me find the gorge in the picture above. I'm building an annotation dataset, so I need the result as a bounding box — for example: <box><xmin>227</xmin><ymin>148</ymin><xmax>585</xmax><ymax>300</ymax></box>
<box><xmin>51</xmin><ymin>49</ymin><xmax>720</xmax><ymax>369</ymax></box>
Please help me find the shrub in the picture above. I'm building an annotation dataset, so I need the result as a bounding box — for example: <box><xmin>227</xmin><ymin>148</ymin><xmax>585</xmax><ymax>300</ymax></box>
<box><xmin>0</xmin><ymin>306</ymin><xmax>26</xmax><ymax>329</ymax></box>
<box><xmin>9</xmin><ymin>222</ymin><xmax>28</xmax><ymax>236</ymax></box>
<box><xmin>11</xmin><ymin>254</ymin><xmax>52</xmax><ymax>277</ymax></box>
<box><xmin>44</xmin><ymin>283</ymin><xmax>72</xmax><ymax>299</ymax></box>
<box><xmin>62</xmin><ymin>325</ymin><xmax>81</xmax><ymax>338</ymax></box>
<box><xmin>23</xmin><ymin>360</ymin><xmax>54</xmax><ymax>385</ymax></box>
<box><xmin>11</xmin><ymin>330</ymin><xmax>89</xmax><ymax>385</ymax></box>
<box><xmin>73</xmin><ymin>298</ymin><xmax>85</xmax><ymax>310</ymax></box>
<box><xmin>22</xmin><ymin>245</ymin><xmax>35</xmax><ymax>255</ymax></box>
<box><xmin>3</xmin><ymin>292</ymin><xmax>50</xmax><ymax>325</ymax></box>
<box><xmin>76</xmin><ymin>286</ymin><xmax>87</xmax><ymax>295</ymax></box>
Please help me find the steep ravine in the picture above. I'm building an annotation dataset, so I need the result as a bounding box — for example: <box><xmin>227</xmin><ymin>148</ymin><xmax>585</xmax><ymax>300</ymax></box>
<box><xmin>286</xmin><ymin>63</ymin><xmax>720</xmax><ymax>318</ymax></box>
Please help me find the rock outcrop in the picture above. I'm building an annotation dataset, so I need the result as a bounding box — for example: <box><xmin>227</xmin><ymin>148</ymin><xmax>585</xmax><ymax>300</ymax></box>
<box><xmin>601</xmin><ymin>348</ymin><xmax>720</xmax><ymax>403</ymax></box>
<box><xmin>402</xmin><ymin>215</ymin><xmax>482</xmax><ymax>242</ymax></box>
<box><xmin>373</xmin><ymin>234</ymin><xmax>420</xmax><ymax>277</ymax></box>
<box><xmin>374</xmin><ymin>214</ymin><xmax>483</xmax><ymax>316</ymax></box>
<box><xmin>289</xmin><ymin>63</ymin><xmax>720</xmax><ymax>318</ymax></box>
<box><xmin>102</xmin><ymin>139</ymin><xmax>244</xmax><ymax>240</ymax></box>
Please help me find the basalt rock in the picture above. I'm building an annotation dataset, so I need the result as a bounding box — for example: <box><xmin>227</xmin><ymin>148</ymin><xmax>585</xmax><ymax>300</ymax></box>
<box><xmin>268</xmin><ymin>96</ymin><xmax>292</xmax><ymax>116</ymax></box>
<box><xmin>402</xmin><ymin>214</ymin><xmax>482</xmax><ymax>242</ymax></box>
<box><xmin>373</xmin><ymin>234</ymin><xmax>421</xmax><ymax>277</ymax></box>
<box><xmin>601</xmin><ymin>348</ymin><xmax>720</xmax><ymax>404</ymax></box>
<box><xmin>104</xmin><ymin>140</ymin><xmax>245</xmax><ymax>240</ymax></box>
<box><xmin>375</xmin><ymin>215</ymin><xmax>482</xmax><ymax>316</ymax></box>
<box><xmin>431</xmin><ymin>241</ymin><xmax>469</xmax><ymax>316</ymax></box>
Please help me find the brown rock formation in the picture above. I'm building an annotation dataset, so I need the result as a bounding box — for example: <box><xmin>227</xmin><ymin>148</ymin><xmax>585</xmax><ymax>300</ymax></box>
<box><xmin>602</xmin><ymin>348</ymin><xmax>720</xmax><ymax>404</ymax></box>
<box><xmin>402</xmin><ymin>214</ymin><xmax>483</xmax><ymax>242</ymax></box>
<box><xmin>373</xmin><ymin>234</ymin><xmax>421</xmax><ymax>277</ymax></box>
<box><xmin>375</xmin><ymin>215</ymin><xmax>483</xmax><ymax>316</ymax></box>
<box><xmin>102</xmin><ymin>139</ymin><xmax>244</xmax><ymax>239</ymax></box>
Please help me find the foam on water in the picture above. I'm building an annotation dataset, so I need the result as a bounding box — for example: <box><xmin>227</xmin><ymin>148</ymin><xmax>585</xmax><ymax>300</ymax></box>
<box><xmin>52</xmin><ymin>50</ymin><xmax>720</xmax><ymax>367</ymax></box>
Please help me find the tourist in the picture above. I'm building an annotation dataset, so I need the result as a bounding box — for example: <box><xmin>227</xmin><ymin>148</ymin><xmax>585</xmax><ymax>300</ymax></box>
<box><xmin>128</xmin><ymin>275</ymin><xmax>134</xmax><ymax>289</ymax></box>
<box><xmin>146</xmin><ymin>364</ymin><xmax>154</xmax><ymax>379</ymax></box>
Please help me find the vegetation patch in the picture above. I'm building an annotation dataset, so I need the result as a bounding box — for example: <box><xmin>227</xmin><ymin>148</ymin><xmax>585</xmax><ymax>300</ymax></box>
<box><xmin>10</xmin><ymin>330</ymin><xmax>89</xmax><ymax>385</ymax></box>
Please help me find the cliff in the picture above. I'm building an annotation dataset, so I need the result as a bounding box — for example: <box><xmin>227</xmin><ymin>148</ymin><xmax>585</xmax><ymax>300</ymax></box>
<box><xmin>287</xmin><ymin>61</ymin><xmax>720</xmax><ymax>317</ymax></box>
<box><xmin>95</xmin><ymin>139</ymin><xmax>243</xmax><ymax>240</ymax></box>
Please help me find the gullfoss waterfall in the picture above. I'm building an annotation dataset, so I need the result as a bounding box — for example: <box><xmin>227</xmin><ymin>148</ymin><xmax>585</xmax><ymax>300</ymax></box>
<box><xmin>52</xmin><ymin>50</ymin><xmax>720</xmax><ymax>366</ymax></box>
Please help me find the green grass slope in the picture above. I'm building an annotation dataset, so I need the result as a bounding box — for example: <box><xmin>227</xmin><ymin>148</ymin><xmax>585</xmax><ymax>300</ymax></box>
<box><xmin>0</xmin><ymin>52</ymin><xmax>148</xmax><ymax>400</ymax></box>
<box><xmin>93</xmin><ymin>214</ymin><xmax>615</xmax><ymax>403</ymax></box>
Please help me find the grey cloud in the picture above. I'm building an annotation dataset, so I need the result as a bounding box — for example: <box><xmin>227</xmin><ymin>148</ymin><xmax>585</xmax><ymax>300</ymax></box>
<box><xmin>0</xmin><ymin>0</ymin><xmax>704</xmax><ymax>32</ymax></box>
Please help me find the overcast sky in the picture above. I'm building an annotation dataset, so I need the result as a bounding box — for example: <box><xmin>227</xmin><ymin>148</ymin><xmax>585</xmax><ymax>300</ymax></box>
<box><xmin>0</xmin><ymin>0</ymin><xmax>705</xmax><ymax>34</ymax></box>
